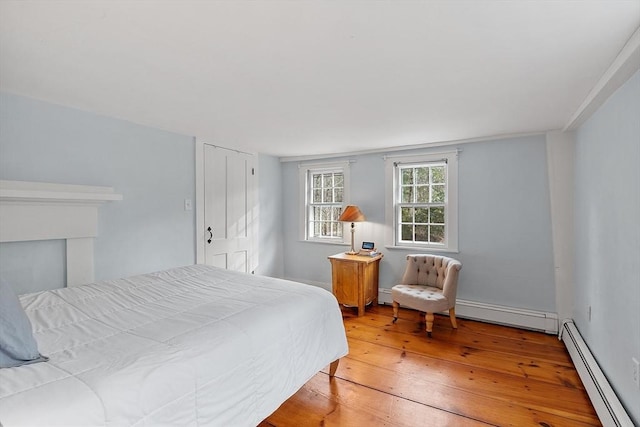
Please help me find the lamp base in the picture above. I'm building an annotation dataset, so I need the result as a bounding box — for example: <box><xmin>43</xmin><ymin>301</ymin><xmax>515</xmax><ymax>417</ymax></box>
<box><xmin>345</xmin><ymin>250</ymin><xmax>358</xmax><ymax>255</ymax></box>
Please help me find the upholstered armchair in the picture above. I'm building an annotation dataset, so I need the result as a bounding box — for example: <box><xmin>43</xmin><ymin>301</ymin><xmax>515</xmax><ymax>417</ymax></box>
<box><xmin>391</xmin><ymin>254</ymin><xmax>462</xmax><ymax>337</ymax></box>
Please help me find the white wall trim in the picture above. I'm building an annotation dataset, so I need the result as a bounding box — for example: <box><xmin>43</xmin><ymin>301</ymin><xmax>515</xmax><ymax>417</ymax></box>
<box><xmin>195</xmin><ymin>138</ymin><xmax>206</xmax><ymax>264</ymax></box>
<box><xmin>284</xmin><ymin>276</ymin><xmax>559</xmax><ymax>334</ymax></box>
<box><xmin>564</xmin><ymin>26</ymin><xmax>640</xmax><ymax>131</ymax></box>
<box><xmin>280</xmin><ymin>131</ymin><xmax>544</xmax><ymax>163</ymax></box>
<box><xmin>0</xmin><ymin>180</ymin><xmax>122</xmax><ymax>286</ymax></box>
<box><xmin>545</xmin><ymin>131</ymin><xmax>576</xmax><ymax>323</ymax></box>
<box><xmin>379</xmin><ymin>288</ymin><xmax>558</xmax><ymax>334</ymax></box>
<box><xmin>561</xmin><ymin>320</ymin><xmax>634</xmax><ymax>426</ymax></box>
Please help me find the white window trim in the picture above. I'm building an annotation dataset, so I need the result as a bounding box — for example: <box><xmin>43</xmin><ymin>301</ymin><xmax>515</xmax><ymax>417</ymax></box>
<box><xmin>298</xmin><ymin>161</ymin><xmax>351</xmax><ymax>244</ymax></box>
<box><xmin>384</xmin><ymin>150</ymin><xmax>459</xmax><ymax>252</ymax></box>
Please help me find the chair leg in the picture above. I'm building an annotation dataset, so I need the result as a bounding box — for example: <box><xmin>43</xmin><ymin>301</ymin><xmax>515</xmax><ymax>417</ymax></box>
<box><xmin>392</xmin><ymin>301</ymin><xmax>399</xmax><ymax>323</ymax></box>
<box><xmin>425</xmin><ymin>312</ymin><xmax>434</xmax><ymax>337</ymax></box>
<box><xmin>449</xmin><ymin>307</ymin><xmax>458</xmax><ymax>329</ymax></box>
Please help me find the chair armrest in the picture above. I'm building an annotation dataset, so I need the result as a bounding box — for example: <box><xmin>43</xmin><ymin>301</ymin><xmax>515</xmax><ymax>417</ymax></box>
<box><xmin>441</xmin><ymin>260</ymin><xmax>462</xmax><ymax>306</ymax></box>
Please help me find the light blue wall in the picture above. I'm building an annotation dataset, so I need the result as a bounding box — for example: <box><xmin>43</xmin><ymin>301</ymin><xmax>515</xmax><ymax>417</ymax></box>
<box><xmin>574</xmin><ymin>69</ymin><xmax>640</xmax><ymax>424</ymax></box>
<box><xmin>0</xmin><ymin>240</ymin><xmax>66</xmax><ymax>293</ymax></box>
<box><xmin>255</xmin><ymin>153</ymin><xmax>285</xmax><ymax>278</ymax></box>
<box><xmin>281</xmin><ymin>134</ymin><xmax>557</xmax><ymax>312</ymax></box>
<box><xmin>0</xmin><ymin>92</ymin><xmax>196</xmax><ymax>293</ymax></box>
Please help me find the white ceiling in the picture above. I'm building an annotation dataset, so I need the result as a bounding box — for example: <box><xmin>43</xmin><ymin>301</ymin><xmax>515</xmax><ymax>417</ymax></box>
<box><xmin>1</xmin><ymin>1</ymin><xmax>639</xmax><ymax>158</ymax></box>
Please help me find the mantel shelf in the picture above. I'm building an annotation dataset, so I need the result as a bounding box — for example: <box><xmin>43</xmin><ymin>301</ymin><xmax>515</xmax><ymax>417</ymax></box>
<box><xmin>0</xmin><ymin>180</ymin><xmax>123</xmax><ymax>204</ymax></box>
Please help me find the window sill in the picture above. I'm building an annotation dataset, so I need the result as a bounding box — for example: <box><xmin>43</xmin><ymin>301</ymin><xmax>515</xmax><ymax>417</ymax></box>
<box><xmin>302</xmin><ymin>239</ymin><xmax>349</xmax><ymax>246</ymax></box>
<box><xmin>384</xmin><ymin>245</ymin><xmax>459</xmax><ymax>254</ymax></box>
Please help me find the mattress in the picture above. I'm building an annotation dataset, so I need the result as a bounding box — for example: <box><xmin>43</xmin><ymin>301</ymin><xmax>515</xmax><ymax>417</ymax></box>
<box><xmin>0</xmin><ymin>265</ymin><xmax>349</xmax><ymax>426</ymax></box>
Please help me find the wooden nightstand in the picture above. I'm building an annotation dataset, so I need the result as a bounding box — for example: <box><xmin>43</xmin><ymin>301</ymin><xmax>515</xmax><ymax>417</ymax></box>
<box><xmin>328</xmin><ymin>252</ymin><xmax>383</xmax><ymax>316</ymax></box>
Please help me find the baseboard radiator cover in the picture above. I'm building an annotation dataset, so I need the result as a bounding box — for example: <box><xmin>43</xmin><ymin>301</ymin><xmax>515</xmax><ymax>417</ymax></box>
<box><xmin>378</xmin><ymin>288</ymin><xmax>558</xmax><ymax>334</ymax></box>
<box><xmin>560</xmin><ymin>320</ymin><xmax>634</xmax><ymax>427</ymax></box>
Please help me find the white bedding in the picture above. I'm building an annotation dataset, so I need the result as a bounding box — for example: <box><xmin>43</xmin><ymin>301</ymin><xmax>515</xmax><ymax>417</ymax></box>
<box><xmin>0</xmin><ymin>265</ymin><xmax>349</xmax><ymax>426</ymax></box>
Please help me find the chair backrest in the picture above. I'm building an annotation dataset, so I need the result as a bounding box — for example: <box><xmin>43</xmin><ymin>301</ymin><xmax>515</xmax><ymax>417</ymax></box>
<box><xmin>400</xmin><ymin>254</ymin><xmax>462</xmax><ymax>301</ymax></box>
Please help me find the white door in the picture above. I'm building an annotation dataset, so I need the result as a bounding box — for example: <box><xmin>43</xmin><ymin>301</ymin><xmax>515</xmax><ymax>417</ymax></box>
<box><xmin>203</xmin><ymin>144</ymin><xmax>255</xmax><ymax>272</ymax></box>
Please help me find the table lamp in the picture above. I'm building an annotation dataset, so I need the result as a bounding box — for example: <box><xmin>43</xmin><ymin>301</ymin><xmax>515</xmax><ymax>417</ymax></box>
<box><xmin>338</xmin><ymin>205</ymin><xmax>366</xmax><ymax>255</ymax></box>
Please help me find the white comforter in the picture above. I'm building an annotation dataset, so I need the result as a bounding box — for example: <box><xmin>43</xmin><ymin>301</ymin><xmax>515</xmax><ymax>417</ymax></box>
<box><xmin>0</xmin><ymin>265</ymin><xmax>348</xmax><ymax>426</ymax></box>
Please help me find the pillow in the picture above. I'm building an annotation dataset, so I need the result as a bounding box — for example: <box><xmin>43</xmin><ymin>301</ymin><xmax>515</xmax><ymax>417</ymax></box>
<box><xmin>0</xmin><ymin>279</ymin><xmax>48</xmax><ymax>368</ymax></box>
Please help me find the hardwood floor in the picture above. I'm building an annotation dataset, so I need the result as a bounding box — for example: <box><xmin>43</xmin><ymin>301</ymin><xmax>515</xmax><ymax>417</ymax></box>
<box><xmin>260</xmin><ymin>304</ymin><xmax>600</xmax><ymax>427</ymax></box>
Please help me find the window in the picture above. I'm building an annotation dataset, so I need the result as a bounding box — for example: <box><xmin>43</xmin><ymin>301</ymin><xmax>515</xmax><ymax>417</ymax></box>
<box><xmin>299</xmin><ymin>162</ymin><xmax>351</xmax><ymax>242</ymax></box>
<box><xmin>385</xmin><ymin>151</ymin><xmax>458</xmax><ymax>251</ymax></box>
<box><xmin>398</xmin><ymin>163</ymin><xmax>446</xmax><ymax>244</ymax></box>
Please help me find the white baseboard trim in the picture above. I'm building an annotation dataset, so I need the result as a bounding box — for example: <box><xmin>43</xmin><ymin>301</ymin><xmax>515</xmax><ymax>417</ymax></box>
<box><xmin>378</xmin><ymin>288</ymin><xmax>558</xmax><ymax>334</ymax></box>
<box><xmin>560</xmin><ymin>320</ymin><xmax>634</xmax><ymax>426</ymax></box>
<box><xmin>285</xmin><ymin>279</ymin><xmax>559</xmax><ymax>334</ymax></box>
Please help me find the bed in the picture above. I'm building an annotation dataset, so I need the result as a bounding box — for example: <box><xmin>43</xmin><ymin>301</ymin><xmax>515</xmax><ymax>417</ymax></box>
<box><xmin>0</xmin><ymin>264</ymin><xmax>349</xmax><ymax>426</ymax></box>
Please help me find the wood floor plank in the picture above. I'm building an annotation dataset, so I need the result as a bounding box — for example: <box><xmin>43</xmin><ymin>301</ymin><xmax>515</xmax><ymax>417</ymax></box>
<box><xmin>381</xmin><ymin>305</ymin><xmax>561</xmax><ymax>346</ymax></box>
<box><xmin>344</xmin><ymin>338</ymin><xmax>590</xmax><ymax>404</ymax></box>
<box><xmin>261</xmin><ymin>304</ymin><xmax>601</xmax><ymax>427</ymax></box>
<box><xmin>345</xmin><ymin>321</ymin><xmax>584</xmax><ymax>389</ymax></box>
<box><xmin>335</xmin><ymin>351</ymin><xmax>599</xmax><ymax>426</ymax></box>
<box><xmin>350</xmin><ymin>309</ymin><xmax>573</xmax><ymax>364</ymax></box>
<box><xmin>261</xmin><ymin>374</ymin><xmax>491</xmax><ymax>427</ymax></box>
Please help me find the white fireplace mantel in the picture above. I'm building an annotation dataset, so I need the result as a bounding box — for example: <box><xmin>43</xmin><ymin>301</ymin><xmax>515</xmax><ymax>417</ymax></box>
<box><xmin>0</xmin><ymin>180</ymin><xmax>123</xmax><ymax>287</ymax></box>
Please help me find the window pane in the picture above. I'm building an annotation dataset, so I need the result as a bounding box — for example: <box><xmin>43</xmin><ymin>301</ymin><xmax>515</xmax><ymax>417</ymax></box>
<box><xmin>334</xmin><ymin>173</ymin><xmax>343</xmax><ymax>187</ymax></box>
<box><xmin>431</xmin><ymin>166</ymin><xmax>445</xmax><ymax>183</ymax></box>
<box><xmin>313</xmin><ymin>174</ymin><xmax>321</xmax><ymax>188</ymax></box>
<box><xmin>432</xmin><ymin>184</ymin><xmax>445</xmax><ymax>202</ymax></box>
<box><xmin>332</xmin><ymin>206</ymin><xmax>342</xmax><ymax>221</ymax></box>
<box><xmin>321</xmin><ymin>207</ymin><xmax>330</xmax><ymax>220</ymax></box>
<box><xmin>401</xmin><ymin>186</ymin><xmax>413</xmax><ymax>203</ymax></box>
<box><xmin>416</xmin><ymin>185</ymin><xmax>429</xmax><ymax>203</ymax></box>
<box><xmin>415</xmin><ymin>225</ymin><xmax>428</xmax><ymax>242</ymax></box>
<box><xmin>416</xmin><ymin>167</ymin><xmax>429</xmax><ymax>184</ymax></box>
<box><xmin>313</xmin><ymin>206</ymin><xmax>321</xmax><ymax>220</ymax></box>
<box><xmin>323</xmin><ymin>188</ymin><xmax>332</xmax><ymax>202</ymax></box>
<box><xmin>401</xmin><ymin>224</ymin><xmax>413</xmax><ymax>240</ymax></box>
<box><xmin>430</xmin><ymin>225</ymin><xmax>445</xmax><ymax>243</ymax></box>
<box><xmin>431</xmin><ymin>207</ymin><xmax>444</xmax><ymax>223</ymax></box>
<box><xmin>313</xmin><ymin>189</ymin><xmax>322</xmax><ymax>203</ymax></box>
<box><xmin>313</xmin><ymin>221</ymin><xmax>320</xmax><ymax>237</ymax></box>
<box><xmin>322</xmin><ymin>173</ymin><xmax>333</xmax><ymax>187</ymax></box>
<box><xmin>334</xmin><ymin>188</ymin><xmax>343</xmax><ymax>202</ymax></box>
<box><xmin>402</xmin><ymin>169</ymin><xmax>413</xmax><ymax>185</ymax></box>
<box><xmin>401</xmin><ymin>207</ymin><xmax>413</xmax><ymax>222</ymax></box>
<box><xmin>415</xmin><ymin>208</ymin><xmax>428</xmax><ymax>223</ymax></box>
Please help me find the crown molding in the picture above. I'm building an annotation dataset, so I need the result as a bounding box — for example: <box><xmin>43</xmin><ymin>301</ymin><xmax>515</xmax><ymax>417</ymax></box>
<box><xmin>564</xmin><ymin>26</ymin><xmax>640</xmax><ymax>131</ymax></box>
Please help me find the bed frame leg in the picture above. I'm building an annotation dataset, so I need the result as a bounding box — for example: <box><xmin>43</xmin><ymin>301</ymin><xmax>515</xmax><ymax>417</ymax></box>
<box><xmin>329</xmin><ymin>359</ymin><xmax>340</xmax><ymax>378</ymax></box>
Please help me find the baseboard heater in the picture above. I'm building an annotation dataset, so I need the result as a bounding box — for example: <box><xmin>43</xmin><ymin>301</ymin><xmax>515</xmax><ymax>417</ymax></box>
<box><xmin>560</xmin><ymin>320</ymin><xmax>633</xmax><ymax>426</ymax></box>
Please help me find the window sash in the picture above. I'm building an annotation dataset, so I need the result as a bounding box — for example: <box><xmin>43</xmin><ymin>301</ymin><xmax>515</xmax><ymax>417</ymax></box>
<box><xmin>384</xmin><ymin>151</ymin><xmax>458</xmax><ymax>252</ymax></box>
<box><xmin>299</xmin><ymin>162</ymin><xmax>350</xmax><ymax>243</ymax></box>
<box><xmin>308</xmin><ymin>170</ymin><xmax>344</xmax><ymax>239</ymax></box>
<box><xmin>396</xmin><ymin>162</ymin><xmax>448</xmax><ymax>246</ymax></box>
<box><xmin>308</xmin><ymin>203</ymin><xmax>343</xmax><ymax>239</ymax></box>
